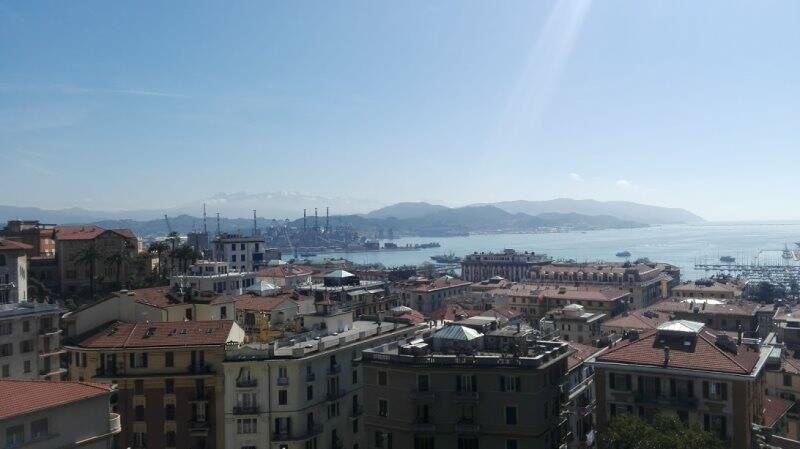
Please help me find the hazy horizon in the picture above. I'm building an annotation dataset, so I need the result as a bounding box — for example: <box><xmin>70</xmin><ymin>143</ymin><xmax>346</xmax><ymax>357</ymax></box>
<box><xmin>2</xmin><ymin>1</ymin><xmax>799</xmax><ymax>221</ymax></box>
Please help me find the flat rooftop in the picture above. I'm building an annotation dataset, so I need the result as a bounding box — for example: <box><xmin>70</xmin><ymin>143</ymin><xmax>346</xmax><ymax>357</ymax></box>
<box><xmin>0</xmin><ymin>301</ymin><xmax>62</xmax><ymax>319</ymax></box>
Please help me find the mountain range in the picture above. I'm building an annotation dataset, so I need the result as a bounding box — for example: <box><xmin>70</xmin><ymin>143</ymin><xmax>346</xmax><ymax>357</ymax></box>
<box><xmin>0</xmin><ymin>195</ymin><xmax>703</xmax><ymax>237</ymax></box>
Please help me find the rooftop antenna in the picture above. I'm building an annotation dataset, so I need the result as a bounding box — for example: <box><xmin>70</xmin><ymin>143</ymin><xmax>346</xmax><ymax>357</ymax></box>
<box><xmin>252</xmin><ymin>209</ymin><xmax>258</xmax><ymax>236</ymax></box>
<box><xmin>216</xmin><ymin>213</ymin><xmax>221</xmax><ymax>237</ymax></box>
<box><xmin>202</xmin><ymin>203</ymin><xmax>208</xmax><ymax>235</ymax></box>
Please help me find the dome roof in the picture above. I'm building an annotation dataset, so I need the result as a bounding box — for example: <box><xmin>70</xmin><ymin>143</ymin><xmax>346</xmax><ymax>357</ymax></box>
<box><xmin>433</xmin><ymin>325</ymin><xmax>481</xmax><ymax>341</ymax></box>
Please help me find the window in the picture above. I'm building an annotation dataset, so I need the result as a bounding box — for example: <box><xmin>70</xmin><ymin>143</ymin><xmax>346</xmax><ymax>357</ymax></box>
<box><xmin>378</xmin><ymin>370</ymin><xmax>387</xmax><ymax>386</ymax></box>
<box><xmin>499</xmin><ymin>375</ymin><xmax>521</xmax><ymax>392</ymax></box>
<box><xmin>456</xmin><ymin>374</ymin><xmax>477</xmax><ymax>392</ymax></box>
<box><xmin>785</xmin><ymin>374</ymin><xmax>793</xmax><ymax>387</ymax></box>
<box><xmin>165</xmin><ymin>378</ymin><xmax>174</xmax><ymax>394</ymax></box>
<box><xmin>2</xmin><ymin>364</ymin><xmax>9</xmax><ymax>377</ymax></box>
<box><xmin>240</xmin><ymin>243</ymin><xmax>246</xmax><ymax>251</ymax></box>
<box><xmin>414</xmin><ymin>436</ymin><xmax>434</xmax><ymax>449</ymax></box>
<box><xmin>457</xmin><ymin>438</ymin><xmax>478</xmax><ymax>449</ymax></box>
<box><xmin>221</xmin><ymin>306</ymin><xmax>227</xmax><ymax>319</ymax></box>
<box><xmin>0</xmin><ymin>343</ymin><xmax>12</xmax><ymax>357</ymax></box>
<box><xmin>279</xmin><ymin>389</ymin><xmax>288</xmax><ymax>405</ymax></box>
<box><xmin>352</xmin><ymin>369</ymin><xmax>358</xmax><ymax>384</ymax></box>
<box><xmin>378</xmin><ymin>399</ymin><xmax>388</xmax><ymax>417</ymax></box>
<box><xmin>506</xmin><ymin>406</ymin><xmax>518</xmax><ymax>425</ymax></box>
<box><xmin>231</xmin><ymin>243</ymin><xmax>236</xmax><ymax>251</ymax></box>
<box><xmin>165</xmin><ymin>351</ymin><xmax>174</xmax><ymax>367</ymax></box>
<box><xmin>609</xmin><ymin>373</ymin><xmax>632</xmax><ymax>391</ymax></box>
<box><xmin>0</xmin><ymin>322</ymin><xmax>11</xmax><ymax>335</ymax></box>
<box><xmin>237</xmin><ymin>418</ymin><xmax>257</xmax><ymax>434</ymax></box>
<box><xmin>506</xmin><ymin>440</ymin><xmax>518</xmax><ymax>449</ymax></box>
<box><xmin>307</xmin><ymin>384</ymin><xmax>314</xmax><ymax>400</ymax></box>
<box><xmin>135</xmin><ymin>379</ymin><xmax>144</xmax><ymax>395</ymax></box>
<box><xmin>418</xmin><ymin>374</ymin><xmax>430</xmax><ymax>392</ymax></box>
<box><xmin>23</xmin><ymin>360</ymin><xmax>30</xmax><ymax>373</ymax></box>
<box><xmin>19</xmin><ymin>340</ymin><xmax>33</xmax><ymax>353</ymax></box>
<box><xmin>6</xmin><ymin>425</ymin><xmax>23</xmax><ymax>447</ymax></box>
<box><xmin>704</xmin><ymin>414</ymin><xmax>727</xmax><ymax>440</ymax></box>
<box><xmin>31</xmin><ymin>418</ymin><xmax>48</xmax><ymax>439</ymax></box>
<box><xmin>278</xmin><ymin>366</ymin><xmax>288</xmax><ymax>380</ymax></box>
<box><xmin>165</xmin><ymin>404</ymin><xmax>176</xmax><ymax>420</ymax></box>
<box><xmin>240</xmin><ymin>254</ymin><xmax>245</xmax><ymax>262</ymax></box>
<box><xmin>165</xmin><ymin>431</ymin><xmax>176</xmax><ymax>447</ymax></box>
<box><xmin>133</xmin><ymin>432</ymin><xmax>146</xmax><ymax>448</ymax></box>
<box><xmin>230</xmin><ymin>255</ymin><xmax>236</xmax><ymax>262</ymax></box>
<box><xmin>702</xmin><ymin>381</ymin><xmax>728</xmax><ymax>401</ymax></box>
<box><xmin>375</xmin><ymin>431</ymin><xmax>393</xmax><ymax>448</ymax></box>
<box><xmin>135</xmin><ymin>405</ymin><xmax>145</xmax><ymax>421</ymax></box>
<box><xmin>352</xmin><ymin>417</ymin><xmax>359</xmax><ymax>434</ymax></box>
<box><xmin>130</xmin><ymin>352</ymin><xmax>148</xmax><ymax>368</ymax></box>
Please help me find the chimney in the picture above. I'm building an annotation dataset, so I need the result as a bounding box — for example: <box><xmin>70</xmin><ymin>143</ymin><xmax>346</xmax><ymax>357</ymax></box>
<box><xmin>664</xmin><ymin>346</ymin><xmax>670</xmax><ymax>366</ymax></box>
<box><xmin>737</xmin><ymin>324</ymin><xmax>743</xmax><ymax>345</ymax></box>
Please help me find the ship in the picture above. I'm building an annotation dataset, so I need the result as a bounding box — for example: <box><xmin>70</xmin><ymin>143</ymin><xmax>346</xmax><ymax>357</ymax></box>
<box><xmin>431</xmin><ymin>253</ymin><xmax>461</xmax><ymax>263</ymax></box>
<box><xmin>720</xmin><ymin>256</ymin><xmax>735</xmax><ymax>263</ymax></box>
<box><xmin>615</xmin><ymin>251</ymin><xmax>631</xmax><ymax>258</ymax></box>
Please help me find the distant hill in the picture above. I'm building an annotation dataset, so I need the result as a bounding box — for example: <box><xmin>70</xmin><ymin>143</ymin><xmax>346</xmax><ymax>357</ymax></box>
<box><xmin>478</xmin><ymin>199</ymin><xmax>703</xmax><ymax>224</ymax></box>
<box><xmin>363</xmin><ymin>202</ymin><xmax>449</xmax><ymax>219</ymax></box>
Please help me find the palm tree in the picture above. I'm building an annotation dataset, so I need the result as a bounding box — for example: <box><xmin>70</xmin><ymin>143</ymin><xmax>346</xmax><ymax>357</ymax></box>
<box><xmin>73</xmin><ymin>243</ymin><xmax>102</xmax><ymax>300</ymax></box>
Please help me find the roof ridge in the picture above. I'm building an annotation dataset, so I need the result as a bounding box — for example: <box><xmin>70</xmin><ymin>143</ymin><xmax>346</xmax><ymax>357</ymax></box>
<box><xmin>600</xmin><ymin>330</ymin><xmax>657</xmax><ymax>356</ymax></box>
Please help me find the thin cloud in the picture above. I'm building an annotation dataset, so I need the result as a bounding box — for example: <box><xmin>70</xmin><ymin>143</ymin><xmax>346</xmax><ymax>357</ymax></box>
<box><xmin>0</xmin><ymin>83</ymin><xmax>187</xmax><ymax>99</ymax></box>
<box><xmin>616</xmin><ymin>179</ymin><xmax>632</xmax><ymax>188</ymax></box>
<box><xmin>568</xmin><ymin>172</ymin><xmax>584</xmax><ymax>182</ymax></box>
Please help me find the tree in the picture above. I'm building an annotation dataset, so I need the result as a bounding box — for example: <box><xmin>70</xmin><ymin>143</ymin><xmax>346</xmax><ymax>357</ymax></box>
<box><xmin>599</xmin><ymin>414</ymin><xmax>724</xmax><ymax>449</ymax></box>
<box><xmin>148</xmin><ymin>241</ymin><xmax>171</xmax><ymax>278</ymax></box>
<box><xmin>73</xmin><ymin>243</ymin><xmax>103</xmax><ymax>301</ymax></box>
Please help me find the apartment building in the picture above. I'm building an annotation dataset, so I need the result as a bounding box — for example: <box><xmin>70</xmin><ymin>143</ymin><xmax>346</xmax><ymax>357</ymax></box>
<box><xmin>0</xmin><ymin>301</ymin><xmax>65</xmax><ymax>380</ymax></box>
<box><xmin>171</xmin><ymin>260</ymin><xmax>257</xmax><ymax>295</ymax></box>
<box><xmin>548</xmin><ymin>304</ymin><xmax>606</xmax><ymax>345</ymax></box>
<box><xmin>223</xmin><ymin>311</ymin><xmax>428</xmax><ymax>449</ymax></box>
<box><xmin>565</xmin><ymin>343</ymin><xmax>606</xmax><ymax>449</ymax></box>
<box><xmin>591</xmin><ymin>319</ymin><xmax>772</xmax><ymax>449</ymax></box>
<box><xmin>672</xmin><ymin>279</ymin><xmax>742</xmax><ymax>299</ymax></box>
<box><xmin>461</xmin><ymin>249</ymin><xmax>552</xmax><ymax>282</ymax></box>
<box><xmin>256</xmin><ymin>262</ymin><xmax>314</xmax><ymax>289</ymax></box>
<box><xmin>0</xmin><ymin>238</ymin><xmax>30</xmax><ymax>303</ymax></box>
<box><xmin>600</xmin><ymin>309</ymin><xmax>669</xmax><ymax>336</ymax></box>
<box><xmin>392</xmin><ymin>276</ymin><xmax>472</xmax><ymax>314</ymax></box>
<box><xmin>763</xmin><ymin>348</ymin><xmax>800</xmax><ymax>441</ymax></box>
<box><xmin>297</xmin><ymin>270</ymin><xmax>400</xmax><ymax>318</ymax></box>
<box><xmin>212</xmin><ymin>234</ymin><xmax>280</xmax><ymax>273</ymax></box>
<box><xmin>54</xmin><ymin>225</ymin><xmax>138</xmax><ymax>295</ymax></box>
<box><xmin>649</xmin><ymin>298</ymin><xmax>764</xmax><ymax>336</ymax></box>
<box><xmin>0</xmin><ymin>220</ymin><xmax>57</xmax><ymax>258</ymax></box>
<box><xmin>525</xmin><ymin>262</ymin><xmax>680</xmax><ymax>309</ymax></box>
<box><xmin>0</xmin><ymin>378</ymin><xmax>120</xmax><ymax>449</ymax></box>
<box><xmin>361</xmin><ymin>317</ymin><xmax>572</xmax><ymax>449</ymax></box>
<box><xmin>65</xmin><ymin>320</ymin><xmax>245</xmax><ymax>449</ymax></box>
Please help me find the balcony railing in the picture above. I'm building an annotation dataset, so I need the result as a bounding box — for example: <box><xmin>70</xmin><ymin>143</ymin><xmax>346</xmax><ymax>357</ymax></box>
<box><xmin>306</xmin><ymin>372</ymin><xmax>316</xmax><ymax>382</ymax></box>
<box><xmin>634</xmin><ymin>392</ymin><xmax>697</xmax><ymax>408</ymax></box>
<box><xmin>454</xmin><ymin>420</ymin><xmax>480</xmax><ymax>434</ymax></box>
<box><xmin>327</xmin><ymin>363</ymin><xmax>341</xmax><ymax>375</ymax></box>
<box><xmin>410</xmin><ymin>390</ymin><xmax>436</xmax><ymax>402</ymax></box>
<box><xmin>39</xmin><ymin>348</ymin><xmax>66</xmax><ymax>358</ymax></box>
<box><xmin>236</xmin><ymin>378</ymin><xmax>257</xmax><ymax>388</ymax></box>
<box><xmin>188</xmin><ymin>419</ymin><xmax>209</xmax><ymax>435</ymax></box>
<box><xmin>109</xmin><ymin>413</ymin><xmax>122</xmax><ymax>434</ymax></box>
<box><xmin>277</xmin><ymin>376</ymin><xmax>289</xmax><ymax>386</ymax></box>
<box><xmin>272</xmin><ymin>424</ymin><xmax>323</xmax><ymax>442</ymax></box>
<box><xmin>413</xmin><ymin>421</ymin><xmax>436</xmax><ymax>433</ymax></box>
<box><xmin>453</xmin><ymin>391</ymin><xmax>480</xmax><ymax>403</ymax></box>
<box><xmin>38</xmin><ymin>327</ymin><xmax>62</xmax><ymax>336</ymax></box>
<box><xmin>233</xmin><ymin>405</ymin><xmax>260</xmax><ymax>415</ymax></box>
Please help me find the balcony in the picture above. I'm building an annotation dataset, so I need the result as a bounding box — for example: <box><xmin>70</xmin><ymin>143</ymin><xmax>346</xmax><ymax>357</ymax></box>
<box><xmin>39</xmin><ymin>348</ymin><xmax>66</xmax><ymax>358</ymax></box>
<box><xmin>38</xmin><ymin>327</ymin><xmax>62</xmax><ymax>336</ymax></box>
<box><xmin>39</xmin><ymin>367</ymin><xmax>66</xmax><ymax>378</ymax></box>
<box><xmin>352</xmin><ymin>356</ymin><xmax>362</xmax><ymax>367</ymax></box>
<box><xmin>236</xmin><ymin>378</ymin><xmax>257</xmax><ymax>388</ymax></box>
<box><xmin>327</xmin><ymin>363</ymin><xmax>341</xmax><ymax>375</ymax></box>
<box><xmin>413</xmin><ymin>421</ymin><xmax>436</xmax><ymax>433</ymax></box>
<box><xmin>453</xmin><ymin>391</ymin><xmax>480</xmax><ymax>404</ymax></box>
<box><xmin>634</xmin><ymin>392</ymin><xmax>697</xmax><ymax>408</ymax></box>
<box><xmin>272</xmin><ymin>424</ymin><xmax>323</xmax><ymax>442</ymax></box>
<box><xmin>410</xmin><ymin>390</ymin><xmax>436</xmax><ymax>402</ymax></box>
<box><xmin>109</xmin><ymin>413</ymin><xmax>122</xmax><ymax>434</ymax></box>
<box><xmin>188</xmin><ymin>419</ymin><xmax>210</xmax><ymax>436</ymax></box>
<box><xmin>233</xmin><ymin>405</ymin><xmax>260</xmax><ymax>415</ymax></box>
<box><xmin>454</xmin><ymin>420</ymin><xmax>480</xmax><ymax>434</ymax></box>
<box><xmin>277</xmin><ymin>376</ymin><xmax>289</xmax><ymax>386</ymax></box>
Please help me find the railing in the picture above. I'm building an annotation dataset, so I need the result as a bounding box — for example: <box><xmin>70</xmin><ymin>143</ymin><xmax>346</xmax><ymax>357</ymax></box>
<box><xmin>233</xmin><ymin>405</ymin><xmax>260</xmax><ymax>415</ymax></box>
<box><xmin>306</xmin><ymin>372</ymin><xmax>316</xmax><ymax>382</ymax></box>
<box><xmin>277</xmin><ymin>376</ymin><xmax>289</xmax><ymax>386</ymax></box>
<box><xmin>413</xmin><ymin>421</ymin><xmax>436</xmax><ymax>433</ymax></box>
<box><xmin>38</xmin><ymin>327</ymin><xmax>62</xmax><ymax>336</ymax></box>
<box><xmin>454</xmin><ymin>420</ymin><xmax>480</xmax><ymax>434</ymax></box>
<box><xmin>453</xmin><ymin>391</ymin><xmax>480</xmax><ymax>403</ymax></box>
<box><xmin>39</xmin><ymin>349</ymin><xmax>66</xmax><ymax>358</ymax></box>
<box><xmin>327</xmin><ymin>363</ymin><xmax>341</xmax><ymax>375</ymax></box>
<box><xmin>410</xmin><ymin>390</ymin><xmax>436</xmax><ymax>402</ymax></box>
<box><xmin>634</xmin><ymin>392</ymin><xmax>697</xmax><ymax>408</ymax></box>
<box><xmin>236</xmin><ymin>378</ymin><xmax>257</xmax><ymax>388</ymax></box>
<box><xmin>188</xmin><ymin>419</ymin><xmax>209</xmax><ymax>433</ymax></box>
<box><xmin>109</xmin><ymin>413</ymin><xmax>122</xmax><ymax>434</ymax></box>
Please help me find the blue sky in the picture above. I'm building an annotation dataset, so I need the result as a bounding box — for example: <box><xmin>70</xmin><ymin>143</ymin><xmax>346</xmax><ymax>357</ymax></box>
<box><xmin>1</xmin><ymin>0</ymin><xmax>799</xmax><ymax>220</ymax></box>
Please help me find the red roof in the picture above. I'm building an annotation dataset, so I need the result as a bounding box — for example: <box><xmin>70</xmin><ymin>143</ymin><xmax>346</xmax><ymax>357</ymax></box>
<box><xmin>0</xmin><ymin>238</ymin><xmax>32</xmax><ymax>252</ymax></box>
<box><xmin>0</xmin><ymin>379</ymin><xmax>111</xmax><ymax>420</ymax></box>
<box><xmin>397</xmin><ymin>309</ymin><xmax>426</xmax><ymax>325</ymax></box>
<box><xmin>596</xmin><ymin>328</ymin><xmax>762</xmax><ymax>375</ymax></box>
<box><xmin>257</xmin><ymin>265</ymin><xmax>313</xmax><ymax>278</ymax></box>
<box><xmin>764</xmin><ymin>396</ymin><xmax>794</xmax><ymax>428</ymax></box>
<box><xmin>429</xmin><ymin>304</ymin><xmax>483</xmax><ymax>321</ymax></box>
<box><xmin>233</xmin><ymin>294</ymin><xmax>297</xmax><ymax>312</ymax></box>
<box><xmin>55</xmin><ymin>225</ymin><xmax>136</xmax><ymax>241</ymax></box>
<box><xmin>567</xmin><ymin>342</ymin><xmax>605</xmax><ymax>371</ymax></box>
<box><xmin>77</xmin><ymin>320</ymin><xmax>236</xmax><ymax>349</ymax></box>
<box><xmin>124</xmin><ymin>287</ymin><xmax>181</xmax><ymax>309</ymax></box>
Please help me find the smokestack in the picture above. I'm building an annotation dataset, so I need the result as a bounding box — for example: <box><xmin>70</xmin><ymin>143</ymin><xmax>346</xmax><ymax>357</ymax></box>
<box><xmin>303</xmin><ymin>209</ymin><xmax>307</xmax><ymax>232</ymax></box>
<box><xmin>314</xmin><ymin>208</ymin><xmax>318</xmax><ymax>230</ymax></box>
<box><xmin>326</xmin><ymin>207</ymin><xmax>330</xmax><ymax>231</ymax></box>
<box><xmin>737</xmin><ymin>324</ymin><xmax>743</xmax><ymax>345</ymax></box>
<box><xmin>252</xmin><ymin>210</ymin><xmax>257</xmax><ymax>236</ymax></box>
<box><xmin>216</xmin><ymin>213</ymin><xmax>221</xmax><ymax>236</ymax></box>
<box><xmin>202</xmin><ymin>203</ymin><xmax>207</xmax><ymax>234</ymax></box>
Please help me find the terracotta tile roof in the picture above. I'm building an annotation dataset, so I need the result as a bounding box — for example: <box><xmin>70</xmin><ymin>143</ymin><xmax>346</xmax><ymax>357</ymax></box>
<box><xmin>568</xmin><ymin>342</ymin><xmax>605</xmax><ymax>371</ymax></box>
<box><xmin>764</xmin><ymin>396</ymin><xmax>794</xmax><ymax>428</ymax></box>
<box><xmin>0</xmin><ymin>379</ymin><xmax>111</xmax><ymax>420</ymax></box>
<box><xmin>596</xmin><ymin>327</ymin><xmax>762</xmax><ymax>375</ymax></box>
<box><xmin>767</xmin><ymin>436</ymin><xmax>800</xmax><ymax>449</ymax></box>
<box><xmin>650</xmin><ymin>298</ymin><xmax>758</xmax><ymax>317</ymax></box>
<box><xmin>601</xmin><ymin>310</ymin><xmax>670</xmax><ymax>332</ymax></box>
<box><xmin>479</xmin><ymin>307</ymin><xmax>522</xmax><ymax>320</ymax></box>
<box><xmin>124</xmin><ymin>287</ymin><xmax>181</xmax><ymax>309</ymax></box>
<box><xmin>408</xmin><ymin>277</ymin><xmax>471</xmax><ymax>293</ymax></box>
<box><xmin>540</xmin><ymin>288</ymin><xmax>630</xmax><ymax>302</ymax></box>
<box><xmin>0</xmin><ymin>238</ymin><xmax>32</xmax><ymax>252</ymax></box>
<box><xmin>673</xmin><ymin>281</ymin><xmax>740</xmax><ymax>294</ymax></box>
<box><xmin>257</xmin><ymin>265</ymin><xmax>313</xmax><ymax>278</ymax></box>
<box><xmin>397</xmin><ymin>309</ymin><xmax>426</xmax><ymax>325</ymax></box>
<box><xmin>55</xmin><ymin>225</ymin><xmax>136</xmax><ymax>241</ymax></box>
<box><xmin>429</xmin><ymin>304</ymin><xmax>483</xmax><ymax>321</ymax></box>
<box><xmin>77</xmin><ymin>320</ymin><xmax>235</xmax><ymax>349</ymax></box>
<box><xmin>233</xmin><ymin>294</ymin><xmax>297</xmax><ymax>312</ymax></box>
